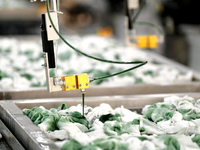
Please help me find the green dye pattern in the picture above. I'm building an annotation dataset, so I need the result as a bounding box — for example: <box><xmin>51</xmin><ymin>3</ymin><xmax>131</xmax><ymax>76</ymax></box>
<box><xmin>178</xmin><ymin>109</ymin><xmax>192</xmax><ymax>115</ymax></box>
<box><xmin>179</xmin><ymin>109</ymin><xmax>200</xmax><ymax>121</ymax></box>
<box><xmin>139</xmin><ymin>126</ymin><xmax>146</xmax><ymax>132</ymax></box>
<box><xmin>65</xmin><ymin>111</ymin><xmax>89</xmax><ymax>128</ymax></box>
<box><xmin>57</xmin><ymin>103</ymin><xmax>67</xmax><ymax>111</ymax></box>
<box><xmin>144</xmin><ymin>105</ymin><xmax>174</xmax><ymax>123</ymax></box>
<box><xmin>58</xmin><ymin>51</ymin><xmax>72</xmax><ymax>61</ymax></box>
<box><xmin>93</xmin><ymin>138</ymin><xmax>129</xmax><ymax>150</ymax></box>
<box><xmin>137</xmin><ymin>136</ymin><xmax>149</xmax><ymax>141</ymax></box>
<box><xmin>134</xmin><ymin>76</ymin><xmax>143</xmax><ymax>84</ymax></box>
<box><xmin>103</xmin><ymin>121</ymin><xmax>140</xmax><ymax>136</ymax></box>
<box><xmin>99</xmin><ymin>113</ymin><xmax>121</xmax><ymax>123</ymax></box>
<box><xmin>81</xmin><ymin>145</ymin><xmax>100</xmax><ymax>150</ymax></box>
<box><xmin>132</xmin><ymin>119</ymin><xmax>140</xmax><ymax>125</ymax></box>
<box><xmin>40</xmin><ymin>115</ymin><xmax>59</xmax><ymax>131</ymax></box>
<box><xmin>143</xmin><ymin>70</ymin><xmax>154</xmax><ymax>77</ymax></box>
<box><xmin>162</xmin><ymin>135</ymin><xmax>180</xmax><ymax>150</ymax></box>
<box><xmin>61</xmin><ymin>139</ymin><xmax>82</xmax><ymax>150</ymax></box>
<box><xmin>20</xmin><ymin>73</ymin><xmax>33</xmax><ymax>80</ymax></box>
<box><xmin>0</xmin><ymin>71</ymin><xmax>10</xmax><ymax>80</ymax></box>
<box><xmin>64</xmin><ymin>69</ymin><xmax>77</xmax><ymax>75</ymax></box>
<box><xmin>192</xmin><ymin>134</ymin><xmax>200</xmax><ymax>147</ymax></box>
<box><xmin>31</xmin><ymin>83</ymin><xmax>41</xmax><ymax>87</ymax></box>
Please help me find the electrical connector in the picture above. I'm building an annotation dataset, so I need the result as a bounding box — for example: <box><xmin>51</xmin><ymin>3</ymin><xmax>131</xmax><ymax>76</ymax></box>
<box><xmin>76</xmin><ymin>74</ymin><xmax>89</xmax><ymax>89</ymax></box>
<box><xmin>136</xmin><ymin>35</ymin><xmax>158</xmax><ymax>49</ymax></box>
<box><xmin>60</xmin><ymin>74</ymin><xmax>89</xmax><ymax>91</ymax></box>
<box><xmin>62</xmin><ymin>76</ymin><xmax>77</xmax><ymax>91</ymax></box>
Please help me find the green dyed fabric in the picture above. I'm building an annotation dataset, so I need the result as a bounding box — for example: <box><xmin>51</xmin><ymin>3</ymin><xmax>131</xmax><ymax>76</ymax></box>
<box><xmin>104</xmin><ymin>121</ymin><xmax>127</xmax><ymax>136</ymax></box>
<box><xmin>132</xmin><ymin>119</ymin><xmax>140</xmax><ymax>125</ymax></box>
<box><xmin>23</xmin><ymin>107</ymin><xmax>52</xmax><ymax>125</ymax></box>
<box><xmin>103</xmin><ymin>121</ymin><xmax>140</xmax><ymax>136</ymax></box>
<box><xmin>0</xmin><ymin>71</ymin><xmax>10</xmax><ymax>80</ymax></box>
<box><xmin>179</xmin><ymin>109</ymin><xmax>200</xmax><ymax>121</ymax></box>
<box><xmin>61</xmin><ymin>139</ymin><xmax>82</xmax><ymax>150</ymax></box>
<box><xmin>151</xmin><ymin>108</ymin><xmax>173</xmax><ymax>123</ymax></box>
<box><xmin>65</xmin><ymin>111</ymin><xmax>89</xmax><ymax>128</ymax></box>
<box><xmin>139</xmin><ymin>127</ymin><xmax>146</xmax><ymax>133</ymax></box>
<box><xmin>58</xmin><ymin>51</ymin><xmax>72</xmax><ymax>61</ymax></box>
<box><xmin>143</xmin><ymin>104</ymin><xmax>174</xmax><ymax>123</ymax></box>
<box><xmin>21</xmin><ymin>73</ymin><xmax>34</xmax><ymax>80</ymax></box>
<box><xmin>99</xmin><ymin>113</ymin><xmax>120</xmax><ymax>123</ymax></box>
<box><xmin>57</xmin><ymin>103</ymin><xmax>67</xmax><ymax>111</ymax></box>
<box><xmin>143</xmin><ymin>104</ymin><xmax>157</xmax><ymax>120</ymax></box>
<box><xmin>93</xmin><ymin>138</ymin><xmax>129</xmax><ymax>150</ymax></box>
<box><xmin>81</xmin><ymin>145</ymin><xmax>101</xmax><ymax>150</ymax></box>
<box><xmin>137</xmin><ymin>136</ymin><xmax>149</xmax><ymax>141</ymax></box>
<box><xmin>192</xmin><ymin>134</ymin><xmax>200</xmax><ymax>147</ymax></box>
<box><xmin>39</xmin><ymin>115</ymin><xmax>58</xmax><ymax>131</ymax></box>
<box><xmin>158</xmin><ymin>135</ymin><xmax>180</xmax><ymax>150</ymax></box>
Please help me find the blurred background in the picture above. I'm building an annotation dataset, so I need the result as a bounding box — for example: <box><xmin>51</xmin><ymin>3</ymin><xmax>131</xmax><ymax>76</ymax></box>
<box><xmin>0</xmin><ymin>0</ymin><xmax>200</xmax><ymax>70</ymax></box>
<box><xmin>1</xmin><ymin>0</ymin><xmax>200</xmax><ymax>90</ymax></box>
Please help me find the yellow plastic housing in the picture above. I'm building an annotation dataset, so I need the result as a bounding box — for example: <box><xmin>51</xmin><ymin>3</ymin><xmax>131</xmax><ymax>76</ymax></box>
<box><xmin>137</xmin><ymin>36</ymin><xmax>148</xmax><ymax>49</ymax></box>
<box><xmin>76</xmin><ymin>74</ymin><xmax>89</xmax><ymax>89</ymax></box>
<box><xmin>136</xmin><ymin>35</ymin><xmax>158</xmax><ymax>49</ymax></box>
<box><xmin>148</xmin><ymin>35</ymin><xmax>158</xmax><ymax>49</ymax></box>
<box><xmin>62</xmin><ymin>76</ymin><xmax>77</xmax><ymax>91</ymax></box>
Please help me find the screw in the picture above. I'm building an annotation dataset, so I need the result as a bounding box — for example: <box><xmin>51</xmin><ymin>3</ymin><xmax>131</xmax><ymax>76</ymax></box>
<box><xmin>86</xmin><ymin>83</ymin><xmax>88</xmax><ymax>86</ymax></box>
<box><xmin>41</xmin><ymin>63</ymin><xmax>47</xmax><ymax>67</ymax></box>
<box><xmin>66</xmin><ymin>86</ymin><xmax>69</xmax><ymax>89</ymax></box>
<box><xmin>49</xmin><ymin>25</ymin><xmax>52</xmax><ymax>28</ymax></box>
<box><xmin>73</xmin><ymin>85</ymin><xmax>76</xmax><ymax>88</ymax></box>
<box><xmin>41</xmin><ymin>54</ymin><xmax>46</xmax><ymax>58</ymax></box>
<box><xmin>79</xmin><ymin>84</ymin><xmax>82</xmax><ymax>87</ymax></box>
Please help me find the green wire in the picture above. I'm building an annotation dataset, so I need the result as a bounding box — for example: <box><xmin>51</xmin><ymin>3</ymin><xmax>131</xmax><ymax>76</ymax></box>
<box><xmin>132</xmin><ymin>0</ymin><xmax>147</xmax><ymax>24</ymax></box>
<box><xmin>82</xmin><ymin>93</ymin><xmax>85</xmax><ymax>116</ymax></box>
<box><xmin>130</xmin><ymin>0</ymin><xmax>163</xmax><ymax>36</ymax></box>
<box><xmin>45</xmin><ymin>0</ymin><xmax>147</xmax><ymax>80</ymax></box>
<box><xmin>135</xmin><ymin>21</ymin><xmax>163</xmax><ymax>36</ymax></box>
<box><xmin>93</xmin><ymin>61</ymin><xmax>147</xmax><ymax>81</ymax></box>
<box><xmin>45</xmin><ymin>0</ymin><xmax>145</xmax><ymax>64</ymax></box>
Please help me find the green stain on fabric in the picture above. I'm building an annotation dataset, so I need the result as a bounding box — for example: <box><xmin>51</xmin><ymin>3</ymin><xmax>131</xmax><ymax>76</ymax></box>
<box><xmin>192</xmin><ymin>134</ymin><xmax>200</xmax><ymax>147</ymax></box>
<box><xmin>57</xmin><ymin>103</ymin><xmax>67</xmax><ymax>111</ymax></box>
<box><xmin>61</xmin><ymin>139</ymin><xmax>82</xmax><ymax>150</ymax></box>
<box><xmin>159</xmin><ymin>135</ymin><xmax>180</xmax><ymax>150</ymax></box>
<box><xmin>99</xmin><ymin>113</ymin><xmax>120</xmax><ymax>123</ymax></box>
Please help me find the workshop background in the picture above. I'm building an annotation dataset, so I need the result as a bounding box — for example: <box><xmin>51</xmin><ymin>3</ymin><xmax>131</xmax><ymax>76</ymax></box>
<box><xmin>1</xmin><ymin>1</ymin><xmax>200</xmax><ymax>150</ymax></box>
<box><xmin>0</xmin><ymin>0</ymin><xmax>200</xmax><ymax>71</ymax></box>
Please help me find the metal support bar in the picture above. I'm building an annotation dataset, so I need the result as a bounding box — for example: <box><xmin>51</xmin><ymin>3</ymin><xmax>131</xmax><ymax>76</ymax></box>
<box><xmin>50</xmin><ymin>0</ymin><xmax>57</xmax><ymax>12</ymax></box>
<box><xmin>43</xmin><ymin>52</ymin><xmax>51</xmax><ymax>92</ymax></box>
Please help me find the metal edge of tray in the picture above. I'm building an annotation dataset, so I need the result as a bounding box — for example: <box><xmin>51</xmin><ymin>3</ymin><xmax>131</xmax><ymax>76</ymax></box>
<box><xmin>0</xmin><ymin>101</ymin><xmax>59</xmax><ymax>150</ymax></box>
<box><xmin>12</xmin><ymin>92</ymin><xmax>200</xmax><ymax>110</ymax></box>
<box><xmin>0</xmin><ymin>119</ymin><xmax>25</xmax><ymax>150</ymax></box>
<box><xmin>144</xmin><ymin>49</ymin><xmax>200</xmax><ymax>80</ymax></box>
<box><xmin>1</xmin><ymin>93</ymin><xmax>200</xmax><ymax>149</ymax></box>
<box><xmin>1</xmin><ymin>82</ymin><xmax>200</xmax><ymax>100</ymax></box>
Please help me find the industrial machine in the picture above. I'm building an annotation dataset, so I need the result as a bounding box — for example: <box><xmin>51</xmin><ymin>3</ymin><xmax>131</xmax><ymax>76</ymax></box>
<box><xmin>30</xmin><ymin>0</ymin><xmax>147</xmax><ymax>95</ymax></box>
<box><xmin>1</xmin><ymin>1</ymin><xmax>200</xmax><ymax>150</ymax></box>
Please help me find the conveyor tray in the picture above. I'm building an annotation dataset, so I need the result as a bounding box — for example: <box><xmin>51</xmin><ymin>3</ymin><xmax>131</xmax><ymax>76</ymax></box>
<box><xmin>1</xmin><ymin>93</ymin><xmax>200</xmax><ymax>149</ymax></box>
<box><xmin>1</xmin><ymin>50</ymin><xmax>200</xmax><ymax>100</ymax></box>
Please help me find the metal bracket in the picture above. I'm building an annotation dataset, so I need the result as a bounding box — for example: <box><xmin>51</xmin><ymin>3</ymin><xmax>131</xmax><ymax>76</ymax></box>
<box><xmin>45</xmin><ymin>12</ymin><xmax>59</xmax><ymax>41</ymax></box>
